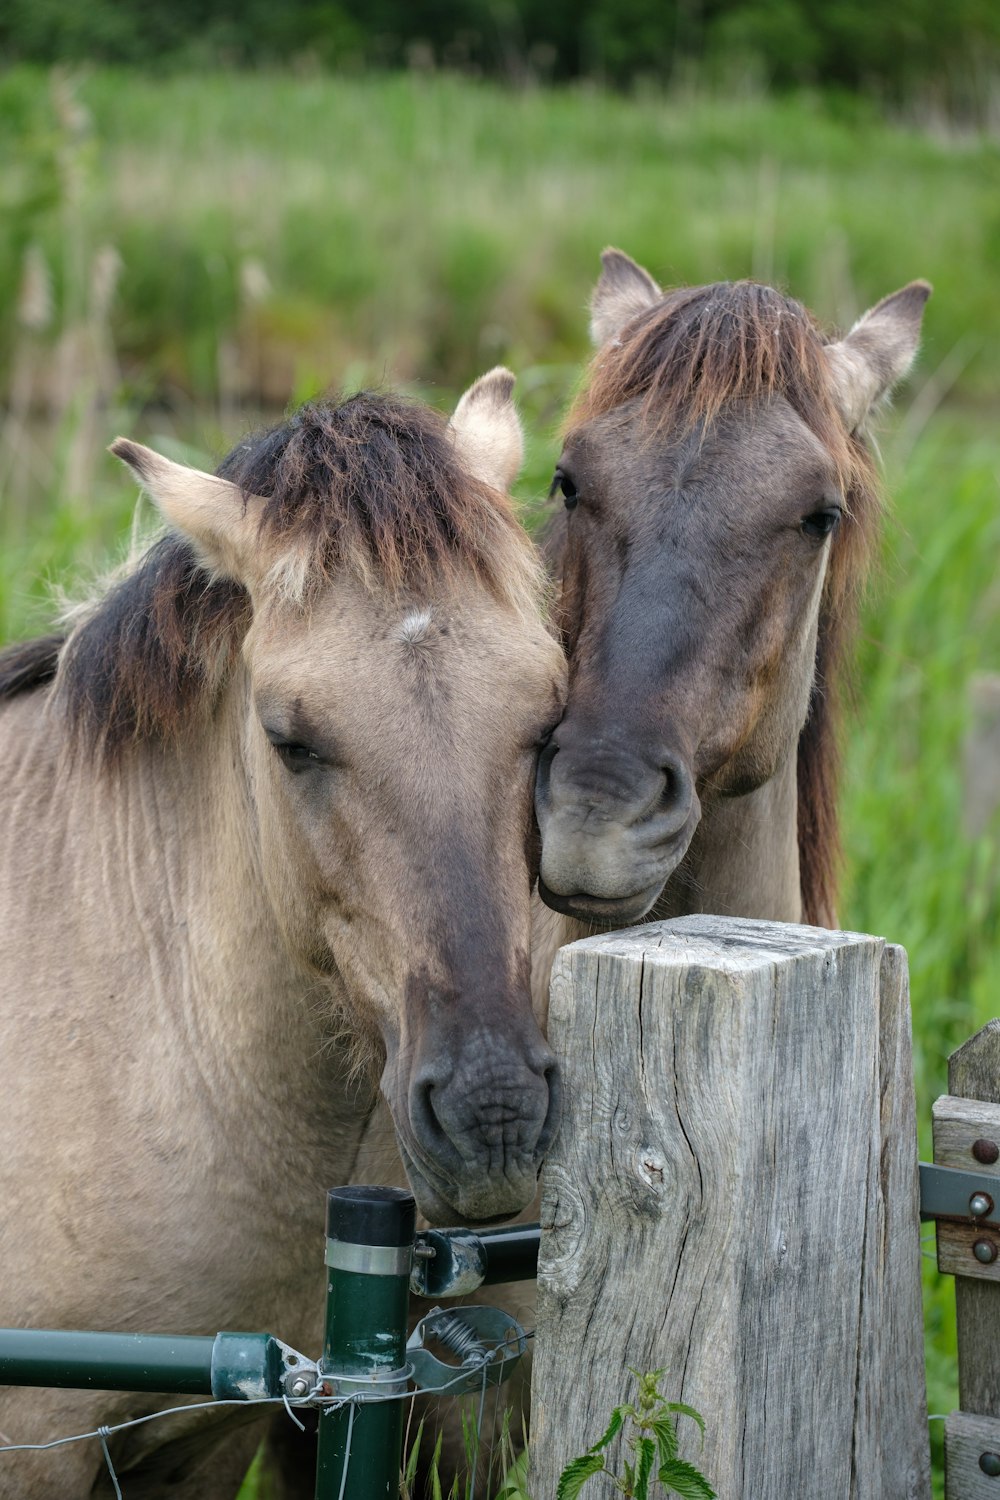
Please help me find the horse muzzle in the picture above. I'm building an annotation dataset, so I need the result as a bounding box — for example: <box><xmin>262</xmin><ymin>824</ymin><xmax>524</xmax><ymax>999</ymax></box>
<box><xmin>384</xmin><ymin>1031</ymin><xmax>561</xmax><ymax>1225</ymax></box>
<box><xmin>534</xmin><ymin>733</ymin><xmax>701</xmax><ymax>921</ymax></box>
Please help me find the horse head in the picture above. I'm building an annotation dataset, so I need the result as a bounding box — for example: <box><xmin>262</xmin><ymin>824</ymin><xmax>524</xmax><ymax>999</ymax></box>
<box><xmin>536</xmin><ymin>251</ymin><xmax>930</xmax><ymax>925</ymax></box>
<box><xmin>109</xmin><ymin>373</ymin><xmax>566</xmax><ymax>1223</ymax></box>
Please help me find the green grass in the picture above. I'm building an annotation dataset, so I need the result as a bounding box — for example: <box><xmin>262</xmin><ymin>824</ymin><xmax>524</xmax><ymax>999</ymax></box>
<box><xmin>840</xmin><ymin>410</ymin><xmax>1000</xmax><ymax>1488</ymax></box>
<box><xmin>2</xmin><ymin>67</ymin><xmax>999</xmax><ymax>407</ymax></box>
<box><xmin>2</xmin><ymin>66</ymin><xmax>999</xmax><ymax>1499</ymax></box>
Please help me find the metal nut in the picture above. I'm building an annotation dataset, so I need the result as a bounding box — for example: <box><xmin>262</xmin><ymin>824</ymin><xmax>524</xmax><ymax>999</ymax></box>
<box><xmin>979</xmin><ymin>1451</ymin><xmax>1000</xmax><ymax>1477</ymax></box>
<box><xmin>288</xmin><ymin>1375</ymin><xmax>311</xmax><ymax>1398</ymax></box>
<box><xmin>973</xmin><ymin>1239</ymin><xmax>998</xmax><ymax>1265</ymax></box>
<box><xmin>970</xmin><ymin>1193</ymin><xmax>994</xmax><ymax>1218</ymax></box>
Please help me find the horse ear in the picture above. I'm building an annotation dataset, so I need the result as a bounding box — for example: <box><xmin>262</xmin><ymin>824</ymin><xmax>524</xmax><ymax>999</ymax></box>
<box><xmin>824</xmin><ymin>281</ymin><xmax>932</xmax><ymax>431</ymax></box>
<box><xmin>590</xmin><ymin>248</ymin><xmax>661</xmax><ymax>346</ymax></box>
<box><xmin>109</xmin><ymin>438</ymin><xmax>260</xmax><ymax>580</ymax></box>
<box><xmin>448</xmin><ymin>366</ymin><xmax>524</xmax><ymax>491</ymax></box>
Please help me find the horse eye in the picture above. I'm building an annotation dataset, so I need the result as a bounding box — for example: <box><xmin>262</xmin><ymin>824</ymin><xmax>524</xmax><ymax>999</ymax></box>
<box><xmin>801</xmin><ymin>507</ymin><xmax>841</xmax><ymax>540</ymax></box>
<box><xmin>265</xmin><ymin>730</ymin><xmax>323</xmax><ymax>771</ymax></box>
<box><xmin>277</xmin><ymin>742</ymin><xmax>321</xmax><ymax>771</ymax></box>
<box><xmin>549</xmin><ymin>469</ymin><xmax>579</xmax><ymax>510</ymax></box>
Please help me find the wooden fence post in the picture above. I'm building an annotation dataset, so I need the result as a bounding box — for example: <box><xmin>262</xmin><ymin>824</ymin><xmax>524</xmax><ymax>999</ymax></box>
<box><xmin>529</xmin><ymin>915</ymin><xmax>929</xmax><ymax>1500</ymax></box>
<box><xmin>937</xmin><ymin>1022</ymin><xmax>1000</xmax><ymax>1497</ymax></box>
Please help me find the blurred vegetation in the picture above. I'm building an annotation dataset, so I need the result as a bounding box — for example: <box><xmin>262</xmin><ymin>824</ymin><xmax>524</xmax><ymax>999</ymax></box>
<box><xmin>1</xmin><ymin>67</ymin><xmax>999</xmax><ymax>1499</ymax></box>
<box><xmin>2</xmin><ymin>0</ymin><xmax>999</xmax><ymax>114</ymax></box>
<box><xmin>1</xmin><ymin>66</ymin><xmax>998</xmax><ymax>429</ymax></box>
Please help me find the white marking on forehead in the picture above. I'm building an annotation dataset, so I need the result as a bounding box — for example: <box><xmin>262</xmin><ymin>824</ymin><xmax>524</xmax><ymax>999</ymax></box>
<box><xmin>398</xmin><ymin>608</ymin><xmax>433</xmax><ymax>644</ymax></box>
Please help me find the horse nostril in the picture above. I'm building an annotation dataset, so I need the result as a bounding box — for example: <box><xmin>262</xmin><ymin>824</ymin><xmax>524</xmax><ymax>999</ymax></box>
<box><xmin>659</xmin><ymin>753</ymin><xmax>694</xmax><ymax>833</ymax></box>
<box><xmin>535</xmin><ymin>738</ymin><xmax>559</xmax><ymax>809</ymax></box>
<box><xmin>411</xmin><ymin>1075</ymin><xmax>448</xmax><ymax>1149</ymax></box>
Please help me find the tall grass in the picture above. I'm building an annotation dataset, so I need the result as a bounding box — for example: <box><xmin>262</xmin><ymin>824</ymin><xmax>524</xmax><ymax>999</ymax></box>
<box><xmin>1</xmin><ymin>67</ymin><xmax>998</xmax><ymax>1498</ymax></box>
<box><xmin>2</xmin><ymin>66</ymin><xmax>999</xmax><ymax>413</ymax></box>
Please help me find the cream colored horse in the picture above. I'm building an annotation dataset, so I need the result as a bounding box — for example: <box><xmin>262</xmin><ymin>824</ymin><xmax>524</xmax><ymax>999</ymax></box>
<box><xmin>0</xmin><ymin>372</ymin><xmax>566</xmax><ymax>1496</ymax></box>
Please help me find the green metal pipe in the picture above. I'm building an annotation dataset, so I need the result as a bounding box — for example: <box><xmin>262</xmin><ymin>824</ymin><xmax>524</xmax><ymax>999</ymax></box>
<box><xmin>0</xmin><ymin>1329</ymin><xmax>215</xmax><ymax>1394</ymax></box>
<box><xmin>0</xmin><ymin>1328</ymin><xmax>281</xmax><ymax>1399</ymax></box>
<box><xmin>315</xmin><ymin>1186</ymin><xmax>416</xmax><ymax>1500</ymax></box>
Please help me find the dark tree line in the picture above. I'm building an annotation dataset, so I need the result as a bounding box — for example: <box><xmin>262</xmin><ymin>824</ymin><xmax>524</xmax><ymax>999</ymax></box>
<box><xmin>2</xmin><ymin>0</ymin><xmax>998</xmax><ymax>106</ymax></box>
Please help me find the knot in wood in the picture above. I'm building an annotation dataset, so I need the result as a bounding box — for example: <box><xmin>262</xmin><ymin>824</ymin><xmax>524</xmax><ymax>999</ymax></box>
<box><xmin>538</xmin><ymin>1166</ymin><xmax>586</xmax><ymax>1298</ymax></box>
<box><xmin>636</xmin><ymin>1147</ymin><xmax>666</xmax><ymax>1189</ymax></box>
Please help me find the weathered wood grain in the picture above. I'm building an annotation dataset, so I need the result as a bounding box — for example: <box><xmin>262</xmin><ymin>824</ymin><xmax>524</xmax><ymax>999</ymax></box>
<box><xmin>879</xmin><ymin>945</ymin><xmax>933</xmax><ymax>1499</ymax></box>
<box><xmin>944</xmin><ymin>1411</ymin><xmax>1000</xmax><ymax>1500</ymax></box>
<box><xmin>933</xmin><ymin>1096</ymin><xmax>1000</xmax><ymax>1282</ymax></box>
<box><xmin>529</xmin><ymin>916</ymin><xmax>928</xmax><ymax>1500</ymax></box>
<box><xmin>948</xmin><ymin>1027</ymin><xmax>1000</xmax><ymax>1417</ymax></box>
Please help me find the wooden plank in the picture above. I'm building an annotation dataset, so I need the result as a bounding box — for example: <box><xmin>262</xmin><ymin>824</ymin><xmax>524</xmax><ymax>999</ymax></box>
<box><xmin>933</xmin><ymin>1097</ymin><xmax>1000</xmax><ymax>1282</ymax></box>
<box><xmin>951</xmin><ymin>1024</ymin><xmax>1000</xmax><ymax>1104</ymax></box>
<box><xmin>949</xmin><ymin>1027</ymin><xmax>1000</xmax><ymax>1415</ymax></box>
<box><xmin>945</xmin><ymin>1411</ymin><xmax>1000</xmax><ymax>1499</ymax></box>
<box><xmin>933</xmin><ymin>1097</ymin><xmax>1000</xmax><ymax>1164</ymax></box>
<box><xmin>529</xmin><ymin>916</ymin><xmax>929</xmax><ymax>1499</ymax></box>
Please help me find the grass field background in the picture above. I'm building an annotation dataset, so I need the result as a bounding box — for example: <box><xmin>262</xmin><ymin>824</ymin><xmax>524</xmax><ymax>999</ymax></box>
<box><xmin>2</xmin><ymin>66</ymin><xmax>999</xmax><ymax>1496</ymax></box>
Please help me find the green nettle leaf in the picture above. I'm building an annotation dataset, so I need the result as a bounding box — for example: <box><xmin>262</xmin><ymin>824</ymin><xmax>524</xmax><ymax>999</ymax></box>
<box><xmin>650</xmin><ymin>1415</ymin><xmax>678</xmax><ymax>1466</ymax></box>
<box><xmin>553</xmin><ymin>1372</ymin><xmax>713</xmax><ymax>1500</ymax></box>
<box><xmin>663</xmin><ymin>1404</ymin><xmax>707</xmax><ymax>1446</ymax></box>
<box><xmin>555</xmin><ymin>1453</ymin><xmax>607</xmax><ymax>1500</ymax></box>
<box><xmin>589</xmin><ymin>1406</ymin><xmax>627</xmax><ymax>1453</ymax></box>
<box><xmin>634</xmin><ymin>1436</ymin><xmax>657</xmax><ymax>1500</ymax></box>
<box><xmin>657</xmin><ymin>1458</ymin><xmax>718</xmax><ymax>1499</ymax></box>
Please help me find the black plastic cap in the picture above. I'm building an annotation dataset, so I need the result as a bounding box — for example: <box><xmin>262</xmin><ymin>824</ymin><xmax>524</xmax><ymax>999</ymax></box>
<box><xmin>326</xmin><ymin>1185</ymin><xmax>416</xmax><ymax>1247</ymax></box>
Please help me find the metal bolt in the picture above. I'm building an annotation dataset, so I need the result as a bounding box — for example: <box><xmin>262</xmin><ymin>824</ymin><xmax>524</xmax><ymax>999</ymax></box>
<box><xmin>979</xmin><ymin>1451</ymin><xmax>1000</xmax><ymax>1477</ymax></box>
<box><xmin>971</xmin><ymin>1193</ymin><xmax>995</xmax><ymax>1218</ymax></box>
<box><xmin>973</xmin><ymin>1239</ymin><xmax>998</xmax><ymax>1264</ymax></box>
<box><xmin>413</xmin><ymin>1243</ymin><xmax>436</xmax><ymax>1260</ymax></box>
<box><xmin>289</xmin><ymin>1376</ymin><xmax>310</xmax><ymax>1398</ymax></box>
<box><xmin>973</xmin><ymin>1139</ymin><xmax>1000</xmax><ymax>1164</ymax></box>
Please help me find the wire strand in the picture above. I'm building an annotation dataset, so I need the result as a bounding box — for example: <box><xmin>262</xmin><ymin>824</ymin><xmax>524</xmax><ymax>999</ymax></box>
<box><xmin>98</xmin><ymin>1427</ymin><xmax>122</xmax><ymax>1500</ymax></box>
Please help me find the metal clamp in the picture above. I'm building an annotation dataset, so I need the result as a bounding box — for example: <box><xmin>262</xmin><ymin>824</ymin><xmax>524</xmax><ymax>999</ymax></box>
<box><xmin>325</xmin><ymin>1239</ymin><xmax>413</xmax><ymax>1277</ymax></box>
<box><xmin>274</xmin><ymin>1338</ymin><xmax>320</xmax><ymax>1400</ymax></box>
<box><xmin>314</xmin><ymin>1361</ymin><xmax>412</xmax><ymax>1401</ymax></box>
<box><xmin>406</xmin><ymin>1306</ymin><xmax>527</xmax><ymax>1395</ymax></box>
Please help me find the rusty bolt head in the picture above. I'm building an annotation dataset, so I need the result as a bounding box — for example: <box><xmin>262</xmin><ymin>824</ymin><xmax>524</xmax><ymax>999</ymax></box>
<box><xmin>973</xmin><ymin>1239</ymin><xmax>998</xmax><ymax>1265</ymax></box>
<box><xmin>979</xmin><ymin>1451</ymin><xmax>1000</xmax><ymax>1477</ymax></box>
<box><xmin>973</xmin><ymin>1139</ymin><xmax>1000</xmax><ymax>1165</ymax></box>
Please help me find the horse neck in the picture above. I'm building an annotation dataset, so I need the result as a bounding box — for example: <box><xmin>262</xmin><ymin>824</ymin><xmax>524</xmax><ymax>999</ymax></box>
<box><xmin>659</xmin><ymin>747</ymin><xmax>802</xmax><ymax>922</ymax></box>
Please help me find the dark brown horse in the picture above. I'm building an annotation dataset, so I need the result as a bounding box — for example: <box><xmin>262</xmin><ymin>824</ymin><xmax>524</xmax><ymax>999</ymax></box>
<box><xmin>534</xmin><ymin>251</ymin><xmax>929</xmax><ymax>930</ymax></box>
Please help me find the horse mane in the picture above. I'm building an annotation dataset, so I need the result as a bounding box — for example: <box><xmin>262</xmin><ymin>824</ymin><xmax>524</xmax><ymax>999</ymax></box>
<box><xmin>1</xmin><ymin>392</ymin><xmax>543</xmax><ymax>766</ymax></box>
<box><xmin>566</xmin><ymin>281</ymin><xmax>884</xmax><ymax>927</ymax></box>
<box><xmin>0</xmin><ymin>634</ymin><xmax>64</xmax><ymax>698</ymax></box>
